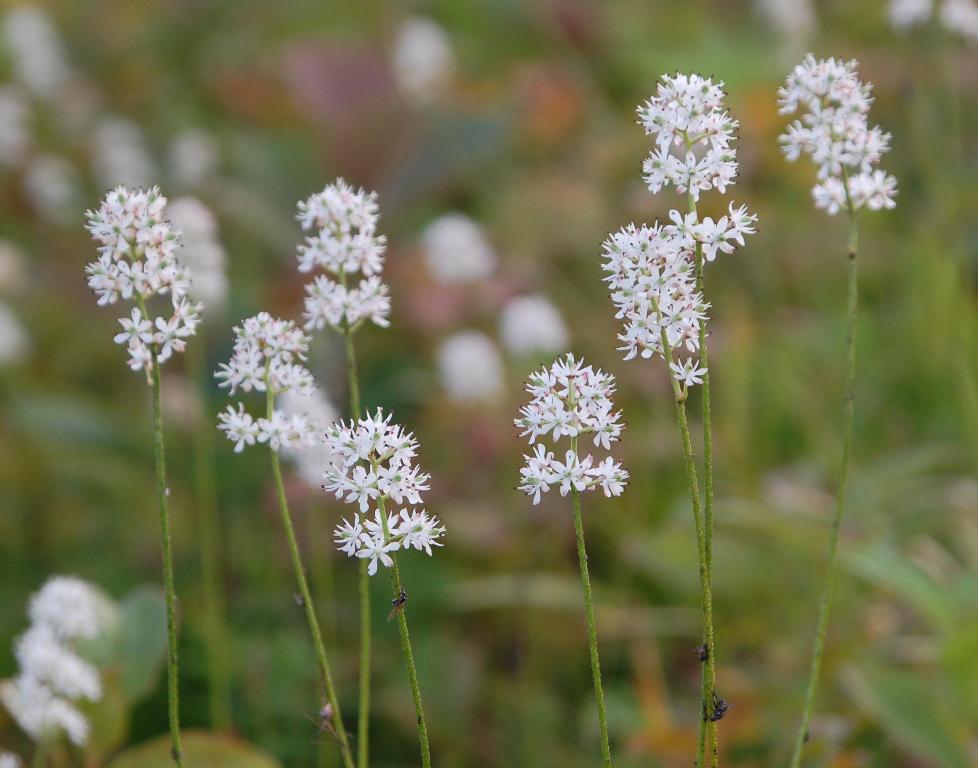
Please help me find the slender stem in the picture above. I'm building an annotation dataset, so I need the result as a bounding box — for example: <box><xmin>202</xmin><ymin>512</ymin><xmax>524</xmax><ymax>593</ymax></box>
<box><xmin>658</xmin><ymin>320</ymin><xmax>717</xmax><ymax>768</ymax></box>
<box><xmin>266</xmin><ymin>384</ymin><xmax>356</xmax><ymax>768</ymax></box>
<box><xmin>149</xmin><ymin>348</ymin><xmax>184</xmax><ymax>767</ymax></box>
<box><xmin>187</xmin><ymin>336</ymin><xmax>232</xmax><ymax>731</ymax></box>
<box><xmin>377</xmin><ymin>496</ymin><xmax>433</xmax><ymax>768</ymax></box>
<box><xmin>31</xmin><ymin>741</ymin><xmax>49</xmax><ymax>768</ymax></box>
<box><xmin>341</xmin><ymin>326</ymin><xmax>371</xmax><ymax>768</ymax></box>
<box><xmin>568</xmin><ymin>437</ymin><xmax>612</xmax><ymax>766</ymax></box>
<box><xmin>685</xmin><ymin>182</ymin><xmax>719</xmax><ymax>768</ymax></box>
<box><xmin>788</xmin><ymin>183</ymin><xmax>860</xmax><ymax>768</ymax></box>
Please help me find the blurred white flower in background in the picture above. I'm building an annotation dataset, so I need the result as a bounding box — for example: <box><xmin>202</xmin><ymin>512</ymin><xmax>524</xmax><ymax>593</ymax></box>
<box><xmin>23</xmin><ymin>154</ymin><xmax>78</xmax><ymax>222</ymax></box>
<box><xmin>0</xmin><ymin>87</ymin><xmax>30</xmax><ymax>167</ymax></box>
<box><xmin>499</xmin><ymin>294</ymin><xmax>569</xmax><ymax>356</ymax></box>
<box><xmin>0</xmin><ymin>301</ymin><xmax>29</xmax><ymax>366</ymax></box>
<box><xmin>941</xmin><ymin>0</ymin><xmax>978</xmax><ymax>41</ymax></box>
<box><xmin>1</xmin><ymin>6</ymin><xmax>69</xmax><ymax>100</ymax></box>
<box><xmin>421</xmin><ymin>213</ymin><xmax>497</xmax><ymax>284</ymax></box>
<box><xmin>889</xmin><ymin>0</ymin><xmax>934</xmax><ymax>28</ymax></box>
<box><xmin>756</xmin><ymin>0</ymin><xmax>817</xmax><ymax>46</ymax></box>
<box><xmin>92</xmin><ymin>116</ymin><xmax>156</xmax><ymax>189</ymax></box>
<box><xmin>168</xmin><ymin>129</ymin><xmax>219</xmax><ymax>189</ymax></box>
<box><xmin>1</xmin><ymin>577</ymin><xmax>117</xmax><ymax>748</ymax></box>
<box><xmin>0</xmin><ymin>752</ymin><xmax>20</xmax><ymax>768</ymax></box>
<box><xmin>391</xmin><ymin>16</ymin><xmax>455</xmax><ymax>104</ymax></box>
<box><xmin>437</xmin><ymin>330</ymin><xmax>504</xmax><ymax>403</ymax></box>
<box><xmin>278</xmin><ymin>387</ymin><xmax>338</xmax><ymax>489</ymax></box>
<box><xmin>168</xmin><ymin>196</ymin><xmax>229</xmax><ymax>309</ymax></box>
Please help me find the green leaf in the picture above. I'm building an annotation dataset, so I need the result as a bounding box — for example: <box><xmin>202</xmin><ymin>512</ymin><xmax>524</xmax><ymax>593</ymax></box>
<box><xmin>940</xmin><ymin>621</ymin><xmax>978</xmax><ymax>724</ymax></box>
<box><xmin>106</xmin><ymin>731</ymin><xmax>283</xmax><ymax>768</ymax></box>
<box><xmin>117</xmin><ymin>586</ymin><xmax>168</xmax><ymax>700</ymax></box>
<box><xmin>849</xmin><ymin>667</ymin><xmax>972</xmax><ymax>768</ymax></box>
<box><xmin>845</xmin><ymin>545</ymin><xmax>955</xmax><ymax>631</ymax></box>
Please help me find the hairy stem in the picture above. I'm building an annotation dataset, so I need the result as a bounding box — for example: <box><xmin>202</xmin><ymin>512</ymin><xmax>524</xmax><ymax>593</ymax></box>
<box><xmin>149</xmin><ymin>353</ymin><xmax>184</xmax><ymax>767</ymax></box>
<box><xmin>341</xmin><ymin>327</ymin><xmax>371</xmax><ymax>768</ymax></box>
<box><xmin>686</xmin><ymin>183</ymin><xmax>719</xmax><ymax>768</ymax></box>
<box><xmin>187</xmin><ymin>337</ymin><xmax>232</xmax><ymax>730</ymax></box>
<box><xmin>788</xmin><ymin>185</ymin><xmax>860</xmax><ymax>768</ymax></box>
<box><xmin>266</xmin><ymin>385</ymin><xmax>356</xmax><ymax>768</ymax></box>
<box><xmin>378</xmin><ymin>497</ymin><xmax>433</xmax><ymax>768</ymax></box>
<box><xmin>568</xmin><ymin>438</ymin><xmax>612</xmax><ymax>766</ymax></box>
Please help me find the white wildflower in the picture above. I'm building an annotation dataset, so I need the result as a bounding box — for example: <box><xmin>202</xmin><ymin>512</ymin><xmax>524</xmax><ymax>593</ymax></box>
<box><xmin>437</xmin><ymin>330</ymin><xmax>504</xmax><ymax>403</ymax></box>
<box><xmin>28</xmin><ymin>576</ymin><xmax>115</xmax><ymax>642</ymax></box>
<box><xmin>756</xmin><ymin>0</ymin><xmax>817</xmax><ymax>45</ymax></box>
<box><xmin>167</xmin><ymin>129</ymin><xmax>219</xmax><ymax>189</ymax></box>
<box><xmin>941</xmin><ymin>0</ymin><xmax>978</xmax><ymax>42</ymax></box>
<box><xmin>391</xmin><ymin>17</ymin><xmax>455</xmax><ymax>105</ymax></box>
<box><xmin>0</xmin><ymin>301</ymin><xmax>29</xmax><ymax>366</ymax></box>
<box><xmin>421</xmin><ymin>213</ymin><xmax>497</xmax><ymax>284</ymax></box>
<box><xmin>889</xmin><ymin>0</ymin><xmax>934</xmax><ymax>28</ymax></box>
<box><xmin>515</xmin><ymin>354</ymin><xmax>629</xmax><ymax>504</ymax></box>
<box><xmin>2</xmin><ymin>7</ymin><xmax>69</xmax><ymax>99</ymax></box>
<box><xmin>296</xmin><ymin>180</ymin><xmax>390</xmax><ymax>333</ymax></box>
<box><xmin>0</xmin><ymin>752</ymin><xmax>21</xmax><ymax>768</ymax></box>
<box><xmin>85</xmin><ymin>186</ymin><xmax>202</xmax><ymax>378</ymax></box>
<box><xmin>779</xmin><ymin>55</ymin><xmax>898</xmax><ymax>215</ymax></box>
<box><xmin>0</xmin><ymin>87</ymin><xmax>30</xmax><ymax>167</ymax></box>
<box><xmin>325</xmin><ymin>410</ymin><xmax>445</xmax><ymax>572</ymax></box>
<box><xmin>215</xmin><ymin>313</ymin><xmax>319</xmax><ymax>453</ymax></box>
<box><xmin>278</xmin><ymin>388</ymin><xmax>339</xmax><ymax>488</ymax></box>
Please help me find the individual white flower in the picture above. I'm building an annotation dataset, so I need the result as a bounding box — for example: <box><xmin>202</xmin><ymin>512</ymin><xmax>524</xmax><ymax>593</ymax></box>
<box><xmin>215</xmin><ymin>313</ymin><xmax>320</xmax><ymax>453</ymax></box>
<box><xmin>325</xmin><ymin>410</ymin><xmax>445</xmax><ymax>573</ymax></box>
<box><xmin>23</xmin><ymin>154</ymin><xmax>78</xmax><ymax>222</ymax></box>
<box><xmin>437</xmin><ymin>330</ymin><xmax>504</xmax><ymax>403</ymax></box>
<box><xmin>515</xmin><ymin>354</ymin><xmax>629</xmax><ymax>504</ymax></box>
<box><xmin>390</xmin><ymin>16</ymin><xmax>455</xmax><ymax>105</ymax></box>
<box><xmin>1</xmin><ymin>7</ymin><xmax>69</xmax><ymax>99</ymax></box>
<box><xmin>295</xmin><ymin>180</ymin><xmax>390</xmax><ymax>333</ymax></box>
<box><xmin>669</xmin><ymin>358</ymin><xmax>708</xmax><ymax>388</ymax></box>
<box><xmin>85</xmin><ymin>186</ymin><xmax>202</xmax><ymax>379</ymax></box>
<box><xmin>889</xmin><ymin>0</ymin><xmax>934</xmax><ymax>29</ymax></box>
<box><xmin>0</xmin><ymin>301</ymin><xmax>29</xmax><ymax>366</ymax></box>
<box><xmin>167</xmin><ymin>129</ymin><xmax>219</xmax><ymax>189</ymax></box>
<box><xmin>421</xmin><ymin>213</ymin><xmax>497</xmax><ymax>284</ymax></box>
<box><xmin>168</xmin><ymin>197</ymin><xmax>228</xmax><ymax>308</ymax></box>
<box><xmin>92</xmin><ymin>116</ymin><xmax>156</xmax><ymax>189</ymax></box>
<box><xmin>278</xmin><ymin>388</ymin><xmax>339</xmax><ymax>488</ymax></box>
<box><xmin>779</xmin><ymin>55</ymin><xmax>898</xmax><ymax>215</ymax></box>
<box><xmin>498</xmin><ymin>294</ymin><xmax>569</xmax><ymax>355</ymax></box>
<box><xmin>0</xmin><ymin>87</ymin><xmax>30</xmax><ymax>168</ymax></box>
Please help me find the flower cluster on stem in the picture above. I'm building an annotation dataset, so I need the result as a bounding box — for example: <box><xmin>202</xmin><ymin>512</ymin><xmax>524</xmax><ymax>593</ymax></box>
<box><xmin>779</xmin><ymin>55</ymin><xmax>898</xmax><ymax>215</ymax></box>
<box><xmin>296</xmin><ymin>179</ymin><xmax>390</xmax><ymax>333</ymax></box>
<box><xmin>515</xmin><ymin>354</ymin><xmax>629</xmax><ymax>504</ymax></box>
<box><xmin>85</xmin><ymin>186</ymin><xmax>202</xmax><ymax>380</ymax></box>
<box><xmin>326</xmin><ymin>410</ymin><xmax>446</xmax><ymax>575</ymax></box>
<box><xmin>215</xmin><ymin>312</ymin><xmax>321</xmax><ymax>453</ymax></box>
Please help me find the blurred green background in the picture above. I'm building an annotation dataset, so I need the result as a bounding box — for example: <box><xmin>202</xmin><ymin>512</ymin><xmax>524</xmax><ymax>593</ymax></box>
<box><xmin>1</xmin><ymin>0</ymin><xmax>977</xmax><ymax>766</ymax></box>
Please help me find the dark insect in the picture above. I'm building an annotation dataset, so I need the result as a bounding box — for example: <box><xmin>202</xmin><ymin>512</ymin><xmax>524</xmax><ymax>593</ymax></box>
<box><xmin>387</xmin><ymin>590</ymin><xmax>408</xmax><ymax>621</ymax></box>
<box><xmin>704</xmin><ymin>692</ymin><xmax>730</xmax><ymax>722</ymax></box>
<box><xmin>693</xmin><ymin>644</ymin><xmax>709</xmax><ymax>662</ymax></box>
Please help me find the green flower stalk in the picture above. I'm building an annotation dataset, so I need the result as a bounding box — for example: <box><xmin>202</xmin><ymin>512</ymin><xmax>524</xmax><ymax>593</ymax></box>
<box><xmin>779</xmin><ymin>54</ymin><xmax>896</xmax><ymax>767</ymax></box>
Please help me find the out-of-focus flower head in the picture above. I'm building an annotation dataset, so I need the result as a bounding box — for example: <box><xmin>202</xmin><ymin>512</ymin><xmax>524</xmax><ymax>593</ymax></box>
<box><xmin>85</xmin><ymin>186</ymin><xmax>203</xmax><ymax>379</ymax></box>
<box><xmin>23</xmin><ymin>153</ymin><xmax>78</xmax><ymax>222</ymax></box>
<box><xmin>499</xmin><ymin>294</ymin><xmax>569</xmax><ymax>356</ymax></box>
<box><xmin>514</xmin><ymin>354</ymin><xmax>629</xmax><ymax>504</ymax></box>
<box><xmin>215</xmin><ymin>312</ymin><xmax>320</xmax><ymax>454</ymax></box>
<box><xmin>168</xmin><ymin>197</ymin><xmax>228</xmax><ymax>309</ymax></box>
<box><xmin>0</xmin><ymin>87</ymin><xmax>30</xmax><ymax>168</ymax></box>
<box><xmin>92</xmin><ymin>116</ymin><xmax>156</xmax><ymax>190</ymax></box>
<box><xmin>437</xmin><ymin>330</ymin><xmax>504</xmax><ymax>404</ymax></box>
<box><xmin>779</xmin><ymin>55</ymin><xmax>898</xmax><ymax>214</ymax></box>
<box><xmin>1</xmin><ymin>6</ymin><xmax>69</xmax><ymax>100</ymax></box>
<box><xmin>421</xmin><ymin>213</ymin><xmax>497</xmax><ymax>284</ymax></box>
<box><xmin>278</xmin><ymin>387</ymin><xmax>339</xmax><ymax>489</ymax></box>
<box><xmin>390</xmin><ymin>16</ymin><xmax>455</xmax><ymax>105</ymax></box>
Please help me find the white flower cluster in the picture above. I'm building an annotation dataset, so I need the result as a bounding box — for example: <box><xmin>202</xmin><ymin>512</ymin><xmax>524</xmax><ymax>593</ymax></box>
<box><xmin>779</xmin><ymin>55</ymin><xmax>898</xmax><ymax>215</ymax></box>
<box><xmin>421</xmin><ymin>212</ymin><xmax>497</xmax><ymax>284</ymax></box>
<box><xmin>0</xmin><ymin>751</ymin><xmax>20</xmax><ymax>768</ymax></box>
<box><xmin>325</xmin><ymin>410</ymin><xmax>445</xmax><ymax>575</ymax></box>
<box><xmin>296</xmin><ymin>179</ymin><xmax>390</xmax><ymax>333</ymax></box>
<box><xmin>1</xmin><ymin>577</ymin><xmax>116</xmax><ymax>748</ymax></box>
<box><xmin>889</xmin><ymin>0</ymin><xmax>978</xmax><ymax>43</ymax></box>
<box><xmin>85</xmin><ymin>186</ymin><xmax>202</xmax><ymax>378</ymax></box>
<box><xmin>605</xmin><ymin>74</ymin><xmax>755</xmax><ymax>384</ymax></box>
<box><xmin>391</xmin><ymin>16</ymin><xmax>456</xmax><ymax>105</ymax></box>
<box><xmin>515</xmin><ymin>355</ymin><xmax>629</xmax><ymax>505</ymax></box>
<box><xmin>437</xmin><ymin>330</ymin><xmax>505</xmax><ymax>404</ymax></box>
<box><xmin>215</xmin><ymin>313</ymin><xmax>320</xmax><ymax>453</ymax></box>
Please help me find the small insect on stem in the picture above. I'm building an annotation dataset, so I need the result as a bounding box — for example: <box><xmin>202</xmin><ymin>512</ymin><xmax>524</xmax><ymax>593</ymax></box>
<box><xmin>293</xmin><ymin>592</ymin><xmax>305</xmax><ymax>608</ymax></box>
<box><xmin>388</xmin><ymin>590</ymin><xmax>408</xmax><ymax>622</ymax></box>
<box><xmin>693</xmin><ymin>643</ymin><xmax>709</xmax><ymax>662</ymax></box>
<box><xmin>704</xmin><ymin>692</ymin><xmax>730</xmax><ymax>722</ymax></box>
<box><xmin>305</xmin><ymin>701</ymin><xmax>337</xmax><ymax>744</ymax></box>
